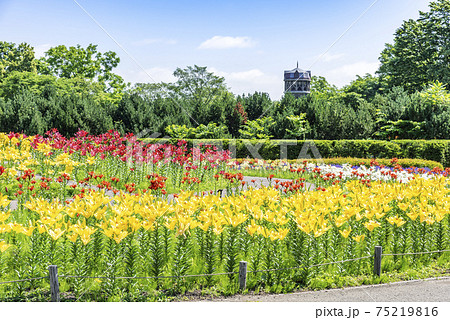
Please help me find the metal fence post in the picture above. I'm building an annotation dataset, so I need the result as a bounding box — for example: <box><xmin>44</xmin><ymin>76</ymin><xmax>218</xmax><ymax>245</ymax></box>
<box><xmin>239</xmin><ymin>261</ymin><xmax>248</xmax><ymax>290</ymax></box>
<box><xmin>49</xmin><ymin>265</ymin><xmax>60</xmax><ymax>302</ymax></box>
<box><xmin>374</xmin><ymin>246</ymin><xmax>382</xmax><ymax>277</ymax></box>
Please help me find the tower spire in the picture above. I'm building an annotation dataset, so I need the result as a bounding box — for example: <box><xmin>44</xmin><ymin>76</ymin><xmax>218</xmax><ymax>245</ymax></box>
<box><xmin>296</xmin><ymin>61</ymin><xmax>298</xmax><ymax>68</ymax></box>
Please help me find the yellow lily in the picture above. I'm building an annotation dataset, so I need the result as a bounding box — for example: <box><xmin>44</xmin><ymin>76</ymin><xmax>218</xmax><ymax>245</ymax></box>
<box><xmin>352</xmin><ymin>234</ymin><xmax>365</xmax><ymax>243</ymax></box>
<box><xmin>0</xmin><ymin>240</ymin><xmax>11</xmax><ymax>253</ymax></box>
<box><xmin>339</xmin><ymin>227</ymin><xmax>352</xmax><ymax>239</ymax></box>
<box><xmin>364</xmin><ymin>220</ymin><xmax>381</xmax><ymax>232</ymax></box>
<box><xmin>48</xmin><ymin>228</ymin><xmax>65</xmax><ymax>241</ymax></box>
<box><xmin>0</xmin><ymin>194</ymin><xmax>10</xmax><ymax>208</ymax></box>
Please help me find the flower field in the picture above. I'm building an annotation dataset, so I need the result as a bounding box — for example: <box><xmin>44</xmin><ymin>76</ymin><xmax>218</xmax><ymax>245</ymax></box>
<box><xmin>0</xmin><ymin>130</ymin><xmax>449</xmax><ymax>300</ymax></box>
<box><xmin>228</xmin><ymin>158</ymin><xmax>450</xmax><ymax>185</ymax></box>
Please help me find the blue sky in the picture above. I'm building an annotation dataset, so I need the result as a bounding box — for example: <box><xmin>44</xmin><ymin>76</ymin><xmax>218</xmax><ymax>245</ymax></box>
<box><xmin>0</xmin><ymin>0</ymin><xmax>432</xmax><ymax>100</ymax></box>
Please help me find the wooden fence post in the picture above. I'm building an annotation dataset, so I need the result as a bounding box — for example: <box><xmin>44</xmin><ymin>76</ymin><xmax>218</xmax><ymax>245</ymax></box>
<box><xmin>48</xmin><ymin>265</ymin><xmax>60</xmax><ymax>302</ymax></box>
<box><xmin>374</xmin><ymin>246</ymin><xmax>382</xmax><ymax>277</ymax></box>
<box><xmin>239</xmin><ymin>261</ymin><xmax>248</xmax><ymax>290</ymax></box>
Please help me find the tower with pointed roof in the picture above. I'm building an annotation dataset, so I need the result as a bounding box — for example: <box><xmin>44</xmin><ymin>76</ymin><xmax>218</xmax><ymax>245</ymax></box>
<box><xmin>284</xmin><ymin>62</ymin><xmax>311</xmax><ymax>98</ymax></box>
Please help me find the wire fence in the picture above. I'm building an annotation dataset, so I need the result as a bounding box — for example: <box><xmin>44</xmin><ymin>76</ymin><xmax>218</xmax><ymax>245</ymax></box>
<box><xmin>247</xmin><ymin>255</ymin><xmax>373</xmax><ymax>274</ymax></box>
<box><xmin>382</xmin><ymin>249</ymin><xmax>450</xmax><ymax>257</ymax></box>
<box><xmin>0</xmin><ymin>276</ymin><xmax>48</xmax><ymax>286</ymax></box>
<box><xmin>59</xmin><ymin>271</ymin><xmax>237</xmax><ymax>281</ymax></box>
<box><xmin>0</xmin><ymin>247</ymin><xmax>448</xmax><ymax>301</ymax></box>
<box><xmin>0</xmin><ymin>255</ymin><xmax>374</xmax><ymax>284</ymax></box>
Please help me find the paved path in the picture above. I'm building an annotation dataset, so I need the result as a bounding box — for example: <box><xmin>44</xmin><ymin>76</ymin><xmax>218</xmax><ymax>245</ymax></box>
<box><xmin>243</xmin><ymin>175</ymin><xmax>315</xmax><ymax>190</ymax></box>
<box><xmin>6</xmin><ymin>175</ymin><xmax>313</xmax><ymax>210</ymax></box>
<box><xmin>213</xmin><ymin>278</ymin><xmax>450</xmax><ymax>302</ymax></box>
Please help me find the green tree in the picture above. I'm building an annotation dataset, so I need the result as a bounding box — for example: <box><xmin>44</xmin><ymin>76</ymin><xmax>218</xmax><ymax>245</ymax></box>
<box><xmin>239</xmin><ymin>92</ymin><xmax>272</xmax><ymax>121</ymax></box>
<box><xmin>165</xmin><ymin>124</ymin><xmax>195</xmax><ymax>139</ymax></box>
<box><xmin>429</xmin><ymin>110</ymin><xmax>450</xmax><ymax>138</ymax></box>
<box><xmin>378</xmin><ymin>0</ymin><xmax>450</xmax><ymax>91</ymax></box>
<box><xmin>352</xmin><ymin>102</ymin><xmax>376</xmax><ymax>139</ymax></box>
<box><xmin>166</xmin><ymin>122</ymin><xmax>229</xmax><ymax>139</ymax></box>
<box><xmin>225</xmin><ymin>102</ymin><xmax>247</xmax><ymax>138</ymax></box>
<box><xmin>6</xmin><ymin>90</ymin><xmax>45</xmax><ymax>135</ymax></box>
<box><xmin>285</xmin><ymin>113</ymin><xmax>311</xmax><ymax>139</ymax></box>
<box><xmin>343</xmin><ymin>74</ymin><xmax>384</xmax><ymax>101</ymax></box>
<box><xmin>0</xmin><ymin>71</ymin><xmax>119</xmax><ymax>104</ymax></box>
<box><xmin>0</xmin><ymin>41</ymin><xmax>37</xmax><ymax>80</ymax></box>
<box><xmin>271</xmin><ymin>93</ymin><xmax>298</xmax><ymax>138</ymax></box>
<box><xmin>239</xmin><ymin>117</ymin><xmax>275</xmax><ymax>140</ymax></box>
<box><xmin>39</xmin><ymin>44</ymin><xmax>125</xmax><ymax>101</ymax></box>
<box><xmin>128</xmin><ymin>82</ymin><xmax>170</xmax><ymax>100</ymax></box>
<box><xmin>375</xmin><ymin>119</ymin><xmax>425</xmax><ymax>140</ymax></box>
<box><xmin>310</xmin><ymin>75</ymin><xmax>338</xmax><ymax>97</ymax></box>
<box><xmin>113</xmin><ymin>93</ymin><xmax>157</xmax><ymax>134</ymax></box>
<box><xmin>419</xmin><ymin>81</ymin><xmax>450</xmax><ymax>105</ymax></box>
<box><xmin>171</xmin><ymin>65</ymin><xmax>228</xmax><ymax>125</ymax></box>
<box><xmin>194</xmin><ymin>122</ymin><xmax>229</xmax><ymax>139</ymax></box>
<box><xmin>0</xmin><ymin>97</ymin><xmax>15</xmax><ymax>132</ymax></box>
<box><xmin>153</xmin><ymin>96</ymin><xmax>191</xmax><ymax>134</ymax></box>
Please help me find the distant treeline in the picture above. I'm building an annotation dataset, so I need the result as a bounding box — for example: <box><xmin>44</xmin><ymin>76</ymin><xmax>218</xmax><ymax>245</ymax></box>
<box><xmin>1</xmin><ymin>71</ymin><xmax>449</xmax><ymax>140</ymax></box>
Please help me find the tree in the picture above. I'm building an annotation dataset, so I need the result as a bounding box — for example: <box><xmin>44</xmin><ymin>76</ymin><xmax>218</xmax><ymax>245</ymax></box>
<box><xmin>225</xmin><ymin>102</ymin><xmax>247</xmax><ymax>137</ymax></box>
<box><xmin>343</xmin><ymin>74</ymin><xmax>384</xmax><ymax>101</ymax></box>
<box><xmin>378</xmin><ymin>0</ymin><xmax>450</xmax><ymax>92</ymax></box>
<box><xmin>285</xmin><ymin>114</ymin><xmax>311</xmax><ymax>139</ymax></box>
<box><xmin>239</xmin><ymin>117</ymin><xmax>275</xmax><ymax>140</ymax></box>
<box><xmin>370</xmin><ymin>84</ymin><xmax>450</xmax><ymax>139</ymax></box>
<box><xmin>239</xmin><ymin>92</ymin><xmax>272</xmax><ymax>121</ymax></box>
<box><xmin>151</xmin><ymin>96</ymin><xmax>191</xmax><ymax>134</ymax></box>
<box><xmin>310</xmin><ymin>76</ymin><xmax>338</xmax><ymax>97</ymax></box>
<box><xmin>114</xmin><ymin>94</ymin><xmax>145</xmax><ymax>134</ymax></box>
<box><xmin>374</xmin><ymin>119</ymin><xmax>425</xmax><ymax>140</ymax></box>
<box><xmin>352</xmin><ymin>102</ymin><xmax>376</xmax><ymax>139</ymax></box>
<box><xmin>0</xmin><ymin>71</ymin><xmax>120</xmax><ymax>104</ymax></box>
<box><xmin>171</xmin><ymin>65</ymin><xmax>228</xmax><ymax>125</ymax></box>
<box><xmin>0</xmin><ymin>41</ymin><xmax>37</xmax><ymax>80</ymax></box>
<box><xmin>166</xmin><ymin>122</ymin><xmax>229</xmax><ymax>139</ymax></box>
<box><xmin>0</xmin><ymin>97</ymin><xmax>15</xmax><ymax>132</ymax></box>
<box><xmin>2</xmin><ymin>90</ymin><xmax>46</xmax><ymax>135</ymax></box>
<box><xmin>419</xmin><ymin>81</ymin><xmax>450</xmax><ymax>105</ymax></box>
<box><xmin>39</xmin><ymin>44</ymin><xmax>126</xmax><ymax>99</ymax></box>
<box><xmin>429</xmin><ymin>110</ymin><xmax>450</xmax><ymax>138</ymax></box>
<box><xmin>271</xmin><ymin>93</ymin><xmax>303</xmax><ymax>139</ymax></box>
<box><xmin>204</xmin><ymin>91</ymin><xmax>234</xmax><ymax>125</ymax></box>
<box><xmin>128</xmin><ymin>82</ymin><xmax>171</xmax><ymax>100</ymax></box>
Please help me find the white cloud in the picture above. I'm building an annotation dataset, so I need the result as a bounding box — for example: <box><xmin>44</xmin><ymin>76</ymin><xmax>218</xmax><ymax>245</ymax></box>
<box><xmin>198</xmin><ymin>36</ymin><xmax>256</xmax><ymax>49</ymax></box>
<box><xmin>210</xmin><ymin>67</ymin><xmax>279</xmax><ymax>98</ymax></box>
<box><xmin>144</xmin><ymin>67</ymin><xmax>177</xmax><ymax>83</ymax></box>
<box><xmin>329</xmin><ymin>61</ymin><xmax>380</xmax><ymax>77</ymax></box>
<box><xmin>320</xmin><ymin>52</ymin><xmax>345</xmax><ymax>62</ymax></box>
<box><xmin>34</xmin><ymin>44</ymin><xmax>52</xmax><ymax>58</ymax></box>
<box><xmin>326</xmin><ymin>61</ymin><xmax>380</xmax><ymax>87</ymax></box>
<box><xmin>119</xmin><ymin>67</ymin><xmax>176</xmax><ymax>84</ymax></box>
<box><xmin>215</xmin><ymin>69</ymin><xmax>264</xmax><ymax>81</ymax></box>
<box><xmin>132</xmin><ymin>38</ymin><xmax>177</xmax><ymax>46</ymax></box>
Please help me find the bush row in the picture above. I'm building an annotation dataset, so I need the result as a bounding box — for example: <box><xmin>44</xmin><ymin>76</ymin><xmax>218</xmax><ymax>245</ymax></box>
<box><xmin>143</xmin><ymin>138</ymin><xmax>450</xmax><ymax>167</ymax></box>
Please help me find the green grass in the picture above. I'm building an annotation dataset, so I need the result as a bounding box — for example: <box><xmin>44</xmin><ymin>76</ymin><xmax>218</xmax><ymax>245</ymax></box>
<box><xmin>2</xmin><ymin>254</ymin><xmax>448</xmax><ymax>302</ymax></box>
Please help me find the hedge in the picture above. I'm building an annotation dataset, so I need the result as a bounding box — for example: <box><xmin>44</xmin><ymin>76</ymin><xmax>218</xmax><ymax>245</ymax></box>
<box><xmin>141</xmin><ymin>138</ymin><xmax>450</xmax><ymax>168</ymax></box>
